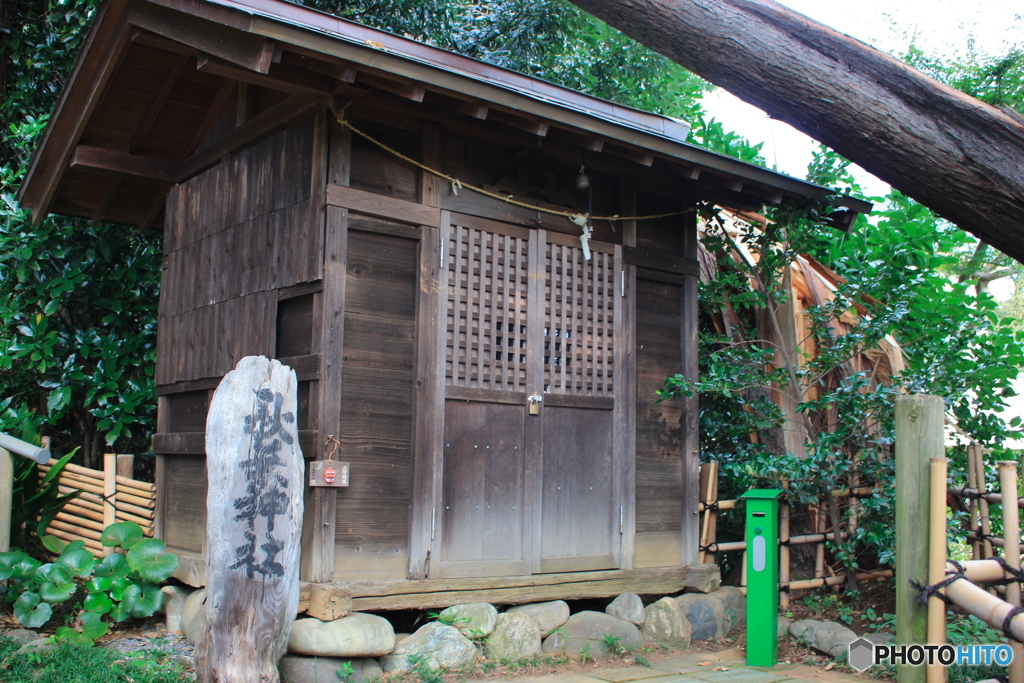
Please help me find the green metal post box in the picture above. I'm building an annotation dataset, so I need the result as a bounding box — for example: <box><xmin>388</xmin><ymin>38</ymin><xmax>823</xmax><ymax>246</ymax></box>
<box><xmin>741</xmin><ymin>488</ymin><xmax>783</xmax><ymax>667</ymax></box>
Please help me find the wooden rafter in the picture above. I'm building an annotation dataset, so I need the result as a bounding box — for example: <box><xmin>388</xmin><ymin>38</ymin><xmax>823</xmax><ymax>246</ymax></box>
<box><xmin>179</xmin><ymin>94</ymin><xmax>326</xmax><ymax>180</ymax></box>
<box><xmin>127</xmin><ymin>3</ymin><xmax>273</xmax><ymax>73</ymax></box>
<box><xmin>71</xmin><ymin>145</ymin><xmax>178</xmax><ymax>182</ymax></box>
<box><xmin>129</xmin><ymin>53</ymin><xmax>189</xmax><ymax>153</ymax></box>
<box><xmin>182</xmin><ymin>79</ymin><xmax>236</xmax><ymax>158</ymax></box>
<box><xmin>196</xmin><ymin>53</ymin><xmax>335</xmax><ymax>98</ymax></box>
<box><xmin>91</xmin><ymin>176</ymin><xmax>122</xmax><ymax>226</ymax></box>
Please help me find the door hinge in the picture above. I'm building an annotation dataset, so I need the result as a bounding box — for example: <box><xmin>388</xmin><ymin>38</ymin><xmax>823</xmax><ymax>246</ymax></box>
<box><xmin>619</xmin><ymin>505</ymin><xmax>624</xmax><ymax>534</ymax></box>
<box><xmin>620</xmin><ymin>270</ymin><xmax>625</xmax><ymax>297</ymax></box>
<box><xmin>439</xmin><ymin>237</ymin><xmax>445</xmax><ymax>267</ymax></box>
<box><xmin>431</xmin><ymin>507</ymin><xmax>436</xmax><ymax>540</ymax></box>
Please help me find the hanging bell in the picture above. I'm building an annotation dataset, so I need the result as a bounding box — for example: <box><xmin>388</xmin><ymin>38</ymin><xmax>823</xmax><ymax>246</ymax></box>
<box><xmin>575</xmin><ymin>167</ymin><xmax>590</xmax><ymax>191</ymax></box>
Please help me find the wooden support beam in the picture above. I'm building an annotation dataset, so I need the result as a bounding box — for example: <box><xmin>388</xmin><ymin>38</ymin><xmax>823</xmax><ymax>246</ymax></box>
<box><xmin>130</xmin><ymin>53</ymin><xmax>189</xmax><ymax>154</ymax></box>
<box><xmin>280</xmin><ymin>51</ymin><xmax>356</xmax><ymax>82</ymax></box>
<box><xmin>490</xmin><ymin>110</ymin><xmax>549</xmax><ymax>137</ymax></box>
<box><xmin>128</xmin><ymin>4</ymin><xmax>273</xmax><ymax>74</ymax></box>
<box><xmin>457</xmin><ymin>101</ymin><xmax>488</xmax><ymax>120</ymax></box>
<box><xmin>356</xmin><ymin>71</ymin><xmax>425</xmax><ymax>102</ymax></box>
<box><xmin>183</xmin><ymin>79</ymin><xmax>237</xmax><ymax>159</ymax></box>
<box><xmin>138</xmin><ymin>187</ymin><xmax>168</xmax><ymax>232</ymax></box>
<box><xmin>605</xmin><ymin>143</ymin><xmax>655</xmax><ymax>167</ymax></box>
<box><xmin>623</xmin><ymin>246</ymin><xmax>700</xmax><ymax>277</ymax></box>
<box><xmin>91</xmin><ymin>177</ymin><xmax>122</xmax><ymax>226</ymax></box>
<box><xmin>71</xmin><ymin>145</ymin><xmax>178</xmax><ymax>182</ymax></box>
<box><xmin>196</xmin><ymin>53</ymin><xmax>334</xmax><ymax>98</ymax></box>
<box><xmin>180</xmin><ymin>94</ymin><xmax>325</xmax><ymax>180</ymax></box>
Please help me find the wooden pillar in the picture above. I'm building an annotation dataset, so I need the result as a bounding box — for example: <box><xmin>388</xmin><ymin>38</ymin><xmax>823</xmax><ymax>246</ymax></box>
<box><xmin>303</xmin><ymin>112</ymin><xmax>343</xmax><ymax>583</ymax></box>
<box><xmin>116</xmin><ymin>454</ymin><xmax>134</xmax><ymax>479</ymax></box>
<box><xmin>895</xmin><ymin>394</ymin><xmax>944</xmax><ymax>683</ymax></box>
<box><xmin>680</xmin><ymin>203</ymin><xmax>700</xmax><ymax>565</ymax></box>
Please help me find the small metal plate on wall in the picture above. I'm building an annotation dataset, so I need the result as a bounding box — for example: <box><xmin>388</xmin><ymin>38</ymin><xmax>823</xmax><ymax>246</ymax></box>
<box><xmin>309</xmin><ymin>460</ymin><xmax>350</xmax><ymax>487</ymax></box>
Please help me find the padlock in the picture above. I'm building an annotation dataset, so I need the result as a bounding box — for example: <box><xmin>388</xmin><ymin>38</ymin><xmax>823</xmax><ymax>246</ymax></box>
<box><xmin>529</xmin><ymin>402</ymin><xmax>540</xmax><ymax>415</ymax></box>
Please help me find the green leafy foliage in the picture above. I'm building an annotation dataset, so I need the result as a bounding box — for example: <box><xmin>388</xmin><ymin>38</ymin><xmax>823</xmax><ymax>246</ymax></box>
<box><xmin>0</xmin><ymin>523</ymin><xmax>178</xmax><ymax>640</ymax></box>
<box><xmin>0</xmin><ymin>634</ymin><xmax>193</xmax><ymax>683</ymax></box>
<box><xmin>6</xmin><ymin>444</ymin><xmax>79</xmax><ymax>551</ymax></box>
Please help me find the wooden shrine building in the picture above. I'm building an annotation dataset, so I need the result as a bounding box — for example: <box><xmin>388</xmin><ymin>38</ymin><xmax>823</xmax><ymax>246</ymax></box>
<box><xmin>18</xmin><ymin>0</ymin><xmax>870</xmax><ymax>610</ymax></box>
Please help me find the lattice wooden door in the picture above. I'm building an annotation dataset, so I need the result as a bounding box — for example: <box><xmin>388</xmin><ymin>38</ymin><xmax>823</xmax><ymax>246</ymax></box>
<box><xmin>433</xmin><ymin>214</ymin><xmax>623</xmax><ymax>578</ymax></box>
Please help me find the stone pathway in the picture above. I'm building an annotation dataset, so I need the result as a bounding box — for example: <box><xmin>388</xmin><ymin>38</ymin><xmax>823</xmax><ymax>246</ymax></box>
<box><xmin>466</xmin><ymin>650</ymin><xmax>864</xmax><ymax>683</ymax></box>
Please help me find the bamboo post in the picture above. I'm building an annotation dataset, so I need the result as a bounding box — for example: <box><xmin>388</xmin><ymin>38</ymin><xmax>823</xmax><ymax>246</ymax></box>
<box><xmin>103</xmin><ymin>453</ymin><xmax>117</xmax><ymax>551</ymax></box>
<box><xmin>698</xmin><ymin>463</ymin><xmax>711</xmax><ymax>564</ymax></box>
<box><xmin>927</xmin><ymin>457</ymin><xmax>947</xmax><ymax>683</ymax></box>
<box><xmin>999</xmin><ymin>461</ymin><xmax>1023</xmax><ymax>683</ymax></box>
<box><xmin>704</xmin><ymin>464</ymin><xmax>720</xmax><ymax>565</ymax></box>
<box><xmin>976</xmin><ymin>445</ymin><xmax>994</xmax><ymax>559</ymax></box>
<box><xmin>811</xmin><ymin>502</ymin><xmax>825</xmax><ymax>580</ymax></box>
<box><xmin>116</xmin><ymin>454</ymin><xmax>134</xmax><ymax>480</ymax></box>
<box><xmin>0</xmin><ymin>447</ymin><xmax>12</xmax><ymax>553</ymax></box>
<box><xmin>968</xmin><ymin>444</ymin><xmax>981</xmax><ymax>560</ymax></box>
<box><xmin>704</xmin><ymin>462</ymin><xmax>719</xmax><ymax>565</ymax></box>
<box><xmin>779</xmin><ymin>484</ymin><xmax>791</xmax><ymax>611</ymax></box>
<box><xmin>896</xmin><ymin>394</ymin><xmax>944</xmax><ymax>683</ymax></box>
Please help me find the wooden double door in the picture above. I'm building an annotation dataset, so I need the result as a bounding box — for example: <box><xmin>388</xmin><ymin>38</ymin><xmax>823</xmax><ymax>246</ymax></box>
<box><xmin>427</xmin><ymin>213</ymin><xmax>627</xmax><ymax>578</ymax></box>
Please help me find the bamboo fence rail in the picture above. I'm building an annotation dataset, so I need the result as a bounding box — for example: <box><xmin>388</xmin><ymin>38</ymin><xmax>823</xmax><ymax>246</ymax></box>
<box><xmin>697</xmin><ymin>463</ymin><xmax>889</xmax><ymax>596</ymax></box>
<box><xmin>38</xmin><ymin>453</ymin><xmax>156</xmax><ymax>556</ymax></box>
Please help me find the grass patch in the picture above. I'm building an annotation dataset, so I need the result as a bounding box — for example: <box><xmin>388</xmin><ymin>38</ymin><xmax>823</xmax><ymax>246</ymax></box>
<box><xmin>0</xmin><ymin>636</ymin><xmax>192</xmax><ymax>683</ymax></box>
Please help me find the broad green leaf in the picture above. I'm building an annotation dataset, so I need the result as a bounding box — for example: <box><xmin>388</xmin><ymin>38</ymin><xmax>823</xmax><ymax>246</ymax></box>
<box><xmin>84</xmin><ymin>591</ymin><xmax>113</xmax><ymax>614</ymax></box>
<box><xmin>95</xmin><ymin>552</ymin><xmax>130</xmax><ymax>579</ymax></box>
<box><xmin>130</xmin><ymin>583</ymin><xmax>164</xmax><ymax>618</ymax></box>
<box><xmin>14</xmin><ymin>592</ymin><xmax>52</xmax><ymax>628</ymax></box>
<box><xmin>80</xmin><ymin>610</ymin><xmax>108</xmax><ymax>640</ymax></box>
<box><xmin>110</xmin><ymin>577</ymin><xmax>134</xmax><ymax>601</ymax></box>
<box><xmin>39</xmin><ymin>580</ymin><xmax>76</xmax><ymax>603</ymax></box>
<box><xmin>86</xmin><ymin>576</ymin><xmax>113</xmax><ymax>592</ymax></box>
<box><xmin>127</xmin><ymin>538</ymin><xmax>178</xmax><ymax>582</ymax></box>
<box><xmin>100</xmin><ymin>521</ymin><xmax>144</xmax><ymax>549</ymax></box>
<box><xmin>40</xmin><ymin>534</ymin><xmax>66</xmax><ymax>554</ymax></box>
<box><xmin>57</xmin><ymin>547</ymin><xmax>96</xmax><ymax>578</ymax></box>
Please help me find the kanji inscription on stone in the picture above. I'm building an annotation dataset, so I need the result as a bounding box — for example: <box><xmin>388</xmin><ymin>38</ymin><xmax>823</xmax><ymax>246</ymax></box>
<box><xmin>197</xmin><ymin>356</ymin><xmax>303</xmax><ymax>683</ymax></box>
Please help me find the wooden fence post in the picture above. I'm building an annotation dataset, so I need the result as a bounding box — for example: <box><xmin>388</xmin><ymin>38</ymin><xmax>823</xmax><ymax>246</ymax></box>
<box><xmin>195</xmin><ymin>356</ymin><xmax>303</xmax><ymax>683</ymax></box>
<box><xmin>896</xmin><ymin>394</ymin><xmax>944</xmax><ymax>683</ymax></box>
<box><xmin>116</xmin><ymin>454</ymin><xmax>134</xmax><ymax>480</ymax></box>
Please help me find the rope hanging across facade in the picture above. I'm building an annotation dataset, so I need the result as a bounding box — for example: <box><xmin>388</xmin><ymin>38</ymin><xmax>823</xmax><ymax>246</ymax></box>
<box><xmin>329</xmin><ymin>101</ymin><xmax>699</xmax><ymax>225</ymax></box>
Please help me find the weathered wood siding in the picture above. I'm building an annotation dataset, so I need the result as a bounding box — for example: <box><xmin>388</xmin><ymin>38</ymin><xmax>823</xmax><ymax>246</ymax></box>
<box><xmin>334</xmin><ymin>222</ymin><xmax>418</xmax><ymax>580</ymax></box>
<box><xmin>156</xmin><ymin>119</ymin><xmax>320</xmax><ymax>387</ymax></box>
<box><xmin>634</xmin><ymin>278</ymin><xmax>684</xmax><ymax>567</ymax></box>
<box><xmin>155</xmin><ymin>118</ymin><xmax>321</xmax><ymax>569</ymax></box>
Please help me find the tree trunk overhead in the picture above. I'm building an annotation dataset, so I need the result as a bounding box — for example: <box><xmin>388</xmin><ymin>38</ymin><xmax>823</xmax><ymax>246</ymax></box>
<box><xmin>569</xmin><ymin>0</ymin><xmax>1024</xmax><ymax>262</ymax></box>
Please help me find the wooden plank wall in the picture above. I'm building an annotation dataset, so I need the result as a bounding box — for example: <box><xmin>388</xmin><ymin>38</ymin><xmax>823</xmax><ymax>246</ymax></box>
<box><xmin>334</xmin><ymin>223</ymin><xmax>418</xmax><ymax>581</ymax></box>
<box><xmin>155</xmin><ymin>117</ymin><xmax>322</xmax><ymax>569</ymax></box>
<box><xmin>156</xmin><ymin>118</ymin><xmax>320</xmax><ymax>385</ymax></box>
<box><xmin>634</xmin><ymin>279</ymin><xmax>684</xmax><ymax>567</ymax></box>
<box><xmin>633</xmin><ymin>197</ymin><xmax>688</xmax><ymax>568</ymax></box>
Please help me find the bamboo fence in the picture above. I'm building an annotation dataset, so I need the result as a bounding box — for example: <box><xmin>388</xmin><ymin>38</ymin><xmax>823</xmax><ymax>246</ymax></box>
<box><xmin>38</xmin><ymin>453</ymin><xmax>156</xmax><ymax>556</ymax></box>
<box><xmin>910</xmin><ymin>436</ymin><xmax>1024</xmax><ymax>683</ymax></box>
<box><xmin>697</xmin><ymin>462</ymin><xmax>891</xmax><ymax>602</ymax></box>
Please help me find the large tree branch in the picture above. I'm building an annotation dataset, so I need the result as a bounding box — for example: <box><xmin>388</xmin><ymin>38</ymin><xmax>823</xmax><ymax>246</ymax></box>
<box><xmin>568</xmin><ymin>0</ymin><xmax>1024</xmax><ymax>262</ymax></box>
